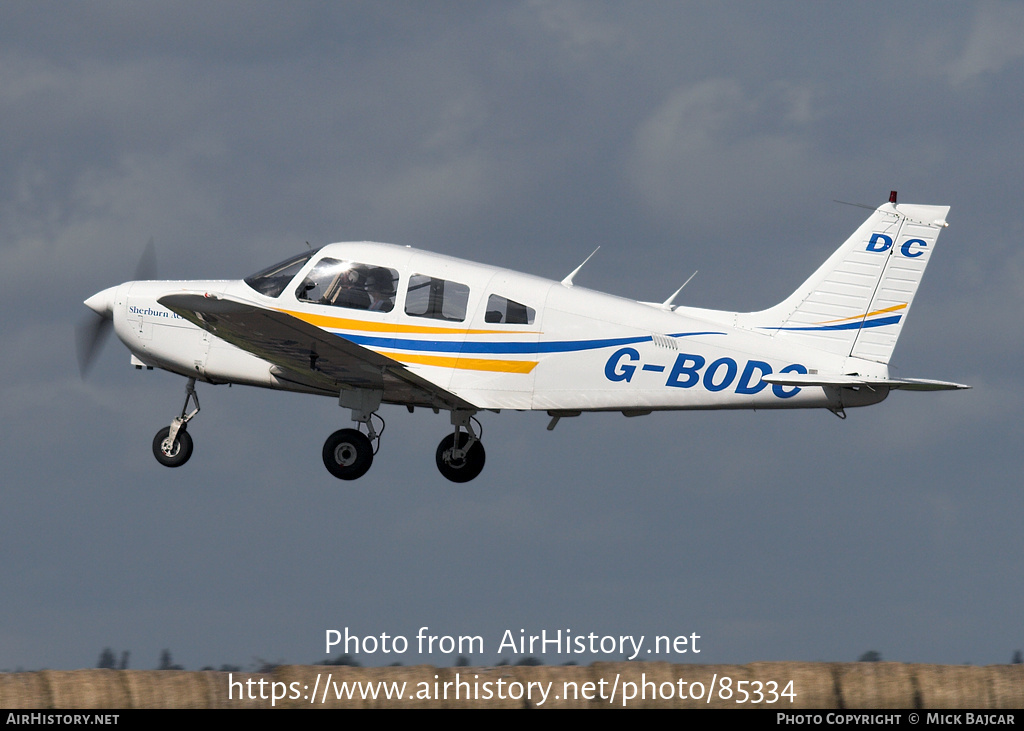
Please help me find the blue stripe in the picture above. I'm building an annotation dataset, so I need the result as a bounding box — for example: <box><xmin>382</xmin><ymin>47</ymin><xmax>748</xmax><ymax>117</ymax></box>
<box><xmin>334</xmin><ymin>330</ymin><xmax>725</xmax><ymax>355</ymax></box>
<box><xmin>668</xmin><ymin>331</ymin><xmax>726</xmax><ymax>338</ymax></box>
<box><xmin>340</xmin><ymin>333</ymin><xmax>650</xmax><ymax>354</ymax></box>
<box><xmin>762</xmin><ymin>315</ymin><xmax>903</xmax><ymax>333</ymax></box>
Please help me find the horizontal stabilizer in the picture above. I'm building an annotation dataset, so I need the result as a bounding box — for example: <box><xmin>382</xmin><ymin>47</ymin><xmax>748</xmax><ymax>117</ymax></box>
<box><xmin>760</xmin><ymin>373</ymin><xmax>970</xmax><ymax>391</ymax></box>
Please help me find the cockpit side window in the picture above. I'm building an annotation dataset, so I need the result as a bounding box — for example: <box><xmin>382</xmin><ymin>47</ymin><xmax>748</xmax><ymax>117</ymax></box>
<box><xmin>405</xmin><ymin>274</ymin><xmax>470</xmax><ymax>322</ymax></box>
<box><xmin>244</xmin><ymin>250</ymin><xmax>317</xmax><ymax>298</ymax></box>
<box><xmin>484</xmin><ymin>294</ymin><xmax>535</xmax><ymax>325</ymax></box>
<box><xmin>296</xmin><ymin>258</ymin><xmax>398</xmax><ymax>313</ymax></box>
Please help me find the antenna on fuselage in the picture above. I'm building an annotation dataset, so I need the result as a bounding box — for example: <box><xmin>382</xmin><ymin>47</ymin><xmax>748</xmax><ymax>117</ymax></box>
<box><xmin>832</xmin><ymin>199</ymin><xmax>874</xmax><ymax>211</ymax></box>
<box><xmin>661</xmin><ymin>270</ymin><xmax>698</xmax><ymax>310</ymax></box>
<box><xmin>561</xmin><ymin>247</ymin><xmax>600</xmax><ymax>288</ymax></box>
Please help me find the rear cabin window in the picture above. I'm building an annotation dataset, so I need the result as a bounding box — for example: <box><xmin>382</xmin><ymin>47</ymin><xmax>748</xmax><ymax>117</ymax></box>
<box><xmin>484</xmin><ymin>294</ymin><xmax>535</xmax><ymax>324</ymax></box>
<box><xmin>296</xmin><ymin>258</ymin><xmax>398</xmax><ymax>313</ymax></box>
<box><xmin>404</xmin><ymin>274</ymin><xmax>470</xmax><ymax>322</ymax></box>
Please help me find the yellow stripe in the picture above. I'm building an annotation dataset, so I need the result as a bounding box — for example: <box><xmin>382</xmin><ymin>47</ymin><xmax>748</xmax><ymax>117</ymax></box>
<box><xmin>816</xmin><ymin>303</ymin><xmax>907</xmax><ymax>325</ymax></box>
<box><xmin>278</xmin><ymin>308</ymin><xmax>535</xmax><ymax>336</ymax></box>
<box><xmin>377</xmin><ymin>351</ymin><xmax>538</xmax><ymax>374</ymax></box>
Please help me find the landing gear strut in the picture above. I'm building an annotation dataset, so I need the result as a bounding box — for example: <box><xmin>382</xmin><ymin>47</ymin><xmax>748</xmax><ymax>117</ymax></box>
<box><xmin>436</xmin><ymin>411</ymin><xmax>485</xmax><ymax>483</ymax></box>
<box><xmin>153</xmin><ymin>377</ymin><xmax>199</xmax><ymax>468</ymax></box>
<box><xmin>323</xmin><ymin>388</ymin><xmax>383</xmax><ymax>480</ymax></box>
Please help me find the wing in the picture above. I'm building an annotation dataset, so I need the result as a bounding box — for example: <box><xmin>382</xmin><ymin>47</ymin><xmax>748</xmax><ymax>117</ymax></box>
<box><xmin>158</xmin><ymin>292</ymin><xmax>477</xmax><ymax>410</ymax></box>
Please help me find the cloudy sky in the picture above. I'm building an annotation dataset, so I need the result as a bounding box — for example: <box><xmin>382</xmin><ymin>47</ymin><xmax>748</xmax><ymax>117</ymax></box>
<box><xmin>2</xmin><ymin>1</ymin><xmax>1022</xmax><ymax>671</ymax></box>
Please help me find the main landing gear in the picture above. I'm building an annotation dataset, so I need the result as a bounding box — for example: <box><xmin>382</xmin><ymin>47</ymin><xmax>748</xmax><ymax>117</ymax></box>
<box><xmin>321</xmin><ymin>391</ymin><xmax>486</xmax><ymax>483</ymax></box>
<box><xmin>152</xmin><ymin>377</ymin><xmax>199</xmax><ymax>468</ymax></box>
<box><xmin>435</xmin><ymin>412</ymin><xmax>485</xmax><ymax>483</ymax></box>
<box><xmin>322</xmin><ymin>414</ymin><xmax>382</xmax><ymax>481</ymax></box>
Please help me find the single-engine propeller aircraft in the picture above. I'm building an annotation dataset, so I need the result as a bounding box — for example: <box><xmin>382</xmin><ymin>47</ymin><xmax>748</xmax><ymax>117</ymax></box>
<box><xmin>81</xmin><ymin>192</ymin><xmax>968</xmax><ymax>482</ymax></box>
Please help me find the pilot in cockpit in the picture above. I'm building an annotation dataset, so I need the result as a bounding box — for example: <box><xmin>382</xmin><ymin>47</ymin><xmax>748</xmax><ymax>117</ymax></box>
<box><xmin>330</xmin><ymin>266</ymin><xmax>370</xmax><ymax>309</ymax></box>
<box><xmin>364</xmin><ymin>267</ymin><xmax>396</xmax><ymax>312</ymax></box>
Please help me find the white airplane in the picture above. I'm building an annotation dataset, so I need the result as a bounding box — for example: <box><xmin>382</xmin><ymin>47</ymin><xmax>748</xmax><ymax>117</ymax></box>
<box><xmin>81</xmin><ymin>192</ymin><xmax>968</xmax><ymax>483</ymax></box>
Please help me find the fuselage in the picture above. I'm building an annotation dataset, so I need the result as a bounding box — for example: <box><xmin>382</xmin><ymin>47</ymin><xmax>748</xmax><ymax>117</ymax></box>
<box><xmin>98</xmin><ymin>241</ymin><xmax>889</xmax><ymax>415</ymax></box>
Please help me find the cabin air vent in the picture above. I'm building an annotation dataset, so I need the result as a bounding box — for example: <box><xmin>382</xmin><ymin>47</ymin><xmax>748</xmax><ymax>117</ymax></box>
<box><xmin>651</xmin><ymin>333</ymin><xmax>678</xmax><ymax>350</ymax></box>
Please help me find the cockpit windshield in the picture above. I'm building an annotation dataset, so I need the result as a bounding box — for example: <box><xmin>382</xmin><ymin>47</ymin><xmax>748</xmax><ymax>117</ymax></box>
<box><xmin>244</xmin><ymin>249</ymin><xmax>318</xmax><ymax>297</ymax></box>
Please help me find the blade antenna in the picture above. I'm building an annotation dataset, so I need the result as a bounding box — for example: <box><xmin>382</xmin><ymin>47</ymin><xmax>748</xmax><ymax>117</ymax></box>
<box><xmin>561</xmin><ymin>247</ymin><xmax>600</xmax><ymax>288</ymax></box>
<box><xmin>662</xmin><ymin>270</ymin><xmax>698</xmax><ymax>310</ymax></box>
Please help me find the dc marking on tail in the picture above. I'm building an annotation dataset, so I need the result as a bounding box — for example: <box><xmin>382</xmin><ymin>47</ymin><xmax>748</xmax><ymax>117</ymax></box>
<box><xmin>866</xmin><ymin>232</ymin><xmax>928</xmax><ymax>257</ymax></box>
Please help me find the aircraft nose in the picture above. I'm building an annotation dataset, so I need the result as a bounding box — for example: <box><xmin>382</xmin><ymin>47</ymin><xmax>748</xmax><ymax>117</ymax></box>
<box><xmin>84</xmin><ymin>286</ymin><xmax>118</xmax><ymax>319</ymax></box>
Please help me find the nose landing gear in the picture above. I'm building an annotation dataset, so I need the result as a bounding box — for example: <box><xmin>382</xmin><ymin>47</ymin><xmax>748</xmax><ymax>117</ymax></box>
<box><xmin>153</xmin><ymin>425</ymin><xmax>193</xmax><ymax>467</ymax></box>
<box><xmin>152</xmin><ymin>377</ymin><xmax>200</xmax><ymax>468</ymax></box>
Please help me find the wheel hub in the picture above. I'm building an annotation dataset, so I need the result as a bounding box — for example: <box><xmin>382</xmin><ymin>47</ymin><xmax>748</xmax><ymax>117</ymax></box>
<box><xmin>443</xmin><ymin>448</ymin><xmax>466</xmax><ymax>468</ymax></box>
<box><xmin>334</xmin><ymin>442</ymin><xmax>357</xmax><ymax>467</ymax></box>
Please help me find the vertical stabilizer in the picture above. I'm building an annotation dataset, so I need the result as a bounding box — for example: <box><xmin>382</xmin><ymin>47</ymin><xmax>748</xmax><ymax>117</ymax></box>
<box><xmin>740</xmin><ymin>198</ymin><xmax>950</xmax><ymax>364</ymax></box>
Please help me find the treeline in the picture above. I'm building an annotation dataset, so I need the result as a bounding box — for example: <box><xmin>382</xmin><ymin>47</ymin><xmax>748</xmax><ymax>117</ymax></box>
<box><xmin>91</xmin><ymin>647</ymin><xmax>1024</xmax><ymax>672</ymax></box>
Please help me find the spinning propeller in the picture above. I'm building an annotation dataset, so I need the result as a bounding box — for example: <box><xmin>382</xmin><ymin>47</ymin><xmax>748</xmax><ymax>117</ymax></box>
<box><xmin>76</xmin><ymin>238</ymin><xmax>157</xmax><ymax>376</ymax></box>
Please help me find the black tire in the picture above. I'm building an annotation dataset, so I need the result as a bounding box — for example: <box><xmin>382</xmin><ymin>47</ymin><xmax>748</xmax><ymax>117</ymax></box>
<box><xmin>322</xmin><ymin>429</ymin><xmax>373</xmax><ymax>480</ymax></box>
<box><xmin>435</xmin><ymin>433</ymin><xmax>486</xmax><ymax>483</ymax></box>
<box><xmin>152</xmin><ymin>426</ymin><xmax>193</xmax><ymax>468</ymax></box>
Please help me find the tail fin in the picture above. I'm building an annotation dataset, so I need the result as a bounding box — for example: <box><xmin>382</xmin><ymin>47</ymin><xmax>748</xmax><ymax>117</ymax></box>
<box><xmin>741</xmin><ymin>196</ymin><xmax>950</xmax><ymax>364</ymax></box>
